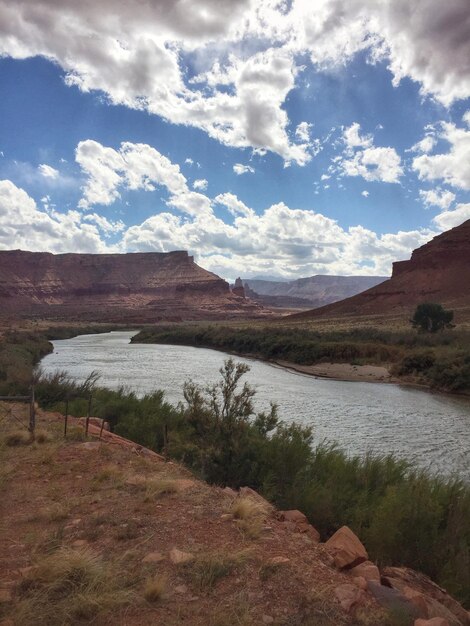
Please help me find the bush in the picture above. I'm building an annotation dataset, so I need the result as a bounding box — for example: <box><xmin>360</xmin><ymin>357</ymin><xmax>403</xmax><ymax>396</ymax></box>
<box><xmin>395</xmin><ymin>350</ymin><xmax>436</xmax><ymax>376</ymax></box>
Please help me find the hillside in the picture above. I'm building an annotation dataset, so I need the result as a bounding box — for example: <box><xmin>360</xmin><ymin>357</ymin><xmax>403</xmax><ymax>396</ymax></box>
<box><xmin>291</xmin><ymin>220</ymin><xmax>470</xmax><ymax>322</ymax></box>
<box><xmin>1</xmin><ymin>405</ymin><xmax>468</xmax><ymax>626</ymax></box>
<box><xmin>0</xmin><ymin>250</ymin><xmax>265</xmax><ymax>322</ymax></box>
<box><xmin>243</xmin><ymin>276</ymin><xmax>388</xmax><ymax>309</ymax></box>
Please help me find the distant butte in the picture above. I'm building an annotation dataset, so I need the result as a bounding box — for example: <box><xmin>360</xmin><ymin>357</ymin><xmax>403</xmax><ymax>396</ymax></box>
<box><xmin>0</xmin><ymin>250</ymin><xmax>267</xmax><ymax>322</ymax></box>
<box><xmin>290</xmin><ymin>220</ymin><xmax>470</xmax><ymax>323</ymax></box>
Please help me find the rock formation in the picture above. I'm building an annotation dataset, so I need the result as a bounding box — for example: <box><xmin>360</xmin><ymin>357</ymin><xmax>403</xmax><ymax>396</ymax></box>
<box><xmin>291</xmin><ymin>220</ymin><xmax>470</xmax><ymax>322</ymax></box>
<box><xmin>231</xmin><ymin>277</ymin><xmax>246</xmax><ymax>299</ymax></box>
<box><xmin>243</xmin><ymin>275</ymin><xmax>388</xmax><ymax>309</ymax></box>
<box><xmin>0</xmin><ymin>249</ymin><xmax>265</xmax><ymax>321</ymax></box>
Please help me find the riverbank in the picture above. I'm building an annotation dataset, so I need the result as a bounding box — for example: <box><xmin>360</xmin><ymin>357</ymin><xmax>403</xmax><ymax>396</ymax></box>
<box><xmin>2</xmin><ymin>328</ymin><xmax>470</xmax><ymax>609</ymax></box>
<box><xmin>25</xmin><ymin>361</ymin><xmax>470</xmax><ymax>611</ymax></box>
<box><xmin>131</xmin><ymin>324</ymin><xmax>470</xmax><ymax>395</ymax></box>
<box><xmin>273</xmin><ymin>360</ymin><xmax>396</xmax><ymax>383</ymax></box>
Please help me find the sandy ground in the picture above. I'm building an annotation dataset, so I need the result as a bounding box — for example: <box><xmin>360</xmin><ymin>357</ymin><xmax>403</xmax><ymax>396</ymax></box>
<box><xmin>274</xmin><ymin>360</ymin><xmax>395</xmax><ymax>383</ymax></box>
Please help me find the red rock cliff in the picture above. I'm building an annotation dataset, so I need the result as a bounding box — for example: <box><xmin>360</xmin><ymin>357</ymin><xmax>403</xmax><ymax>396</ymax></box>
<box><xmin>290</xmin><ymin>220</ymin><xmax>470</xmax><ymax>322</ymax></box>
<box><xmin>0</xmin><ymin>250</ymin><xmax>265</xmax><ymax>321</ymax></box>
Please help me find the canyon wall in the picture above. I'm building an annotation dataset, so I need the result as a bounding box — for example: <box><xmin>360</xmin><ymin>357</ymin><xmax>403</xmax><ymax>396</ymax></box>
<box><xmin>0</xmin><ymin>250</ymin><xmax>263</xmax><ymax>321</ymax></box>
<box><xmin>291</xmin><ymin>220</ymin><xmax>470</xmax><ymax>322</ymax></box>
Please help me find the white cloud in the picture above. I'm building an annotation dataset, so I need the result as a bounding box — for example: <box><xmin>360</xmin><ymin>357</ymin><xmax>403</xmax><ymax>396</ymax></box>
<box><xmin>1</xmin><ymin>147</ymin><xmax>438</xmax><ymax>280</ymax></box>
<box><xmin>38</xmin><ymin>163</ymin><xmax>59</xmax><ymax>179</ymax></box>
<box><xmin>361</xmin><ymin>190</ymin><xmax>369</xmax><ymax>197</ymax></box>
<box><xmin>412</xmin><ymin>119</ymin><xmax>470</xmax><ymax>190</ymax></box>
<box><xmin>339</xmin><ymin>124</ymin><xmax>403</xmax><ymax>183</ymax></box>
<box><xmin>293</xmin><ymin>1</ymin><xmax>470</xmax><ymax>106</ymax></box>
<box><xmin>0</xmin><ymin>180</ymin><xmax>108</xmax><ymax>252</ymax></box>
<box><xmin>122</xmin><ymin>198</ymin><xmax>432</xmax><ymax>279</ymax></box>
<box><xmin>419</xmin><ymin>188</ymin><xmax>455</xmax><ymax>210</ymax></box>
<box><xmin>185</xmin><ymin>158</ymin><xmax>194</xmax><ymax>165</ymax></box>
<box><xmin>371</xmin><ymin>1</ymin><xmax>470</xmax><ymax>106</ymax></box>
<box><xmin>432</xmin><ymin>203</ymin><xmax>470</xmax><ymax>231</ymax></box>
<box><xmin>2</xmin><ymin>1</ymin><xmax>468</xmax><ymax>165</ymax></box>
<box><xmin>167</xmin><ymin>191</ymin><xmax>213</xmax><ymax>217</ymax></box>
<box><xmin>76</xmin><ymin>140</ymin><xmax>187</xmax><ymax>209</ymax></box>
<box><xmin>295</xmin><ymin>121</ymin><xmax>312</xmax><ymax>142</ymax></box>
<box><xmin>193</xmin><ymin>178</ymin><xmax>208</xmax><ymax>191</ymax></box>
<box><xmin>410</xmin><ymin>136</ymin><xmax>436</xmax><ymax>154</ymax></box>
<box><xmin>71</xmin><ymin>138</ymin><xmax>435</xmax><ymax>277</ymax></box>
<box><xmin>83</xmin><ymin>213</ymin><xmax>125</xmax><ymax>236</ymax></box>
<box><xmin>215</xmin><ymin>192</ymin><xmax>254</xmax><ymax>217</ymax></box>
<box><xmin>343</xmin><ymin>122</ymin><xmax>372</xmax><ymax>151</ymax></box>
<box><xmin>233</xmin><ymin>163</ymin><xmax>255</xmax><ymax>175</ymax></box>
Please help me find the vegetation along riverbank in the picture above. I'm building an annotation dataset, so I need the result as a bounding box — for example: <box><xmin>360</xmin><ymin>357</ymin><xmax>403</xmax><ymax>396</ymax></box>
<box><xmin>132</xmin><ymin>324</ymin><xmax>470</xmax><ymax>394</ymax></box>
<box><xmin>1</xmin><ymin>325</ymin><xmax>469</xmax><ymax>609</ymax></box>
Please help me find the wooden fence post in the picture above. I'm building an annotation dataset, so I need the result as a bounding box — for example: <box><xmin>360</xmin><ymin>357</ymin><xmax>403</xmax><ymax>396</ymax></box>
<box><xmin>163</xmin><ymin>423</ymin><xmax>169</xmax><ymax>460</ymax></box>
<box><xmin>29</xmin><ymin>386</ymin><xmax>36</xmax><ymax>439</ymax></box>
<box><xmin>64</xmin><ymin>398</ymin><xmax>69</xmax><ymax>438</ymax></box>
<box><xmin>85</xmin><ymin>394</ymin><xmax>92</xmax><ymax>437</ymax></box>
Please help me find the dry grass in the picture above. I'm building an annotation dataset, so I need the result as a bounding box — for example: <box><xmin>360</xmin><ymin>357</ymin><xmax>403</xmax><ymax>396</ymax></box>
<box><xmin>34</xmin><ymin>429</ymin><xmax>51</xmax><ymax>444</ymax></box>
<box><xmin>182</xmin><ymin>550</ymin><xmax>249</xmax><ymax>591</ymax></box>
<box><xmin>35</xmin><ymin>525</ymin><xmax>65</xmax><ymax>555</ymax></box>
<box><xmin>14</xmin><ymin>546</ymin><xmax>135</xmax><ymax>625</ymax></box>
<box><xmin>143</xmin><ymin>575</ymin><xmax>167</xmax><ymax>602</ymax></box>
<box><xmin>231</xmin><ymin>497</ymin><xmax>267</xmax><ymax>539</ymax></box>
<box><xmin>4</xmin><ymin>429</ymin><xmax>31</xmax><ymax>447</ymax></box>
<box><xmin>39</xmin><ymin>502</ymin><xmax>70</xmax><ymax>522</ymax></box>
<box><xmin>29</xmin><ymin>439</ymin><xmax>61</xmax><ymax>466</ymax></box>
<box><xmin>127</xmin><ymin>475</ymin><xmax>181</xmax><ymax>502</ymax></box>
<box><xmin>97</xmin><ymin>444</ymin><xmax>114</xmax><ymax>460</ymax></box>
<box><xmin>93</xmin><ymin>464</ymin><xmax>122</xmax><ymax>485</ymax></box>
<box><xmin>287</xmin><ymin>585</ymin><xmax>348</xmax><ymax>626</ymax></box>
<box><xmin>65</xmin><ymin>426</ymin><xmax>85</xmax><ymax>442</ymax></box>
<box><xmin>144</xmin><ymin>478</ymin><xmax>180</xmax><ymax>501</ymax></box>
<box><xmin>24</xmin><ymin>502</ymin><xmax>70</xmax><ymax>522</ymax></box>
<box><xmin>89</xmin><ymin>512</ymin><xmax>118</xmax><ymax>527</ymax></box>
<box><xmin>205</xmin><ymin>596</ymin><xmax>254</xmax><ymax>626</ymax></box>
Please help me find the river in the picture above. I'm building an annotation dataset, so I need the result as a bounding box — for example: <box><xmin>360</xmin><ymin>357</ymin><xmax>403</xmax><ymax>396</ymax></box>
<box><xmin>40</xmin><ymin>330</ymin><xmax>470</xmax><ymax>479</ymax></box>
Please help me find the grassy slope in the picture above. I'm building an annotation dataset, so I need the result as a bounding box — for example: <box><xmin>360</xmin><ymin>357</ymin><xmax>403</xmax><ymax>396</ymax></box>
<box><xmin>0</xmin><ymin>407</ymin><xmax>396</xmax><ymax>626</ymax></box>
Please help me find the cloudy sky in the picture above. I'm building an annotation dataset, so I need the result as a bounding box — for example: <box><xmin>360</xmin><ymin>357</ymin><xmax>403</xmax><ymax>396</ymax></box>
<box><xmin>1</xmin><ymin>0</ymin><xmax>470</xmax><ymax>280</ymax></box>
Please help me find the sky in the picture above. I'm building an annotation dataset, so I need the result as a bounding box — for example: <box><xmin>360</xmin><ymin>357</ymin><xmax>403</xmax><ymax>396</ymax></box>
<box><xmin>0</xmin><ymin>0</ymin><xmax>470</xmax><ymax>281</ymax></box>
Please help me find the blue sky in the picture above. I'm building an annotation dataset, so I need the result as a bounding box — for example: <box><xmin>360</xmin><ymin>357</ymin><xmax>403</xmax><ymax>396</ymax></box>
<box><xmin>0</xmin><ymin>0</ymin><xmax>469</xmax><ymax>280</ymax></box>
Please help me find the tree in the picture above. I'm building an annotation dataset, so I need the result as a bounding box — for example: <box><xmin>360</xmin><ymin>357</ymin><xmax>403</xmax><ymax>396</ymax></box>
<box><xmin>182</xmin><ymin>358</ymin><xmax>278</xmax><ymax>486</ymax></box>
<box><xmin>411</xmin><ymin>302</ymin><xmax>454</xmax><ymax>333</ymax></box>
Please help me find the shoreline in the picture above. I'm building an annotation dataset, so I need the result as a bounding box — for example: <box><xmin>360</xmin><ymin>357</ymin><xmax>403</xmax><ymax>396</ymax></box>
<box><xmin>271</xmin><ymin>359</ymin><xmax>397</xmax><ymax>384</ymax></box>
<box><xmin>160</xmin><ymin>342</ymin><xmax>470</xmax><ymax>397</ymax></box>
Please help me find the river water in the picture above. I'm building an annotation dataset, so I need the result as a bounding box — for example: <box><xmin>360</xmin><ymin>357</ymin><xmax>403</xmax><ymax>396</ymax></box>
<box><xmin>40</xmin><ymin>331</ymin><xmax>470</xmax><ymax>480</ymax></box>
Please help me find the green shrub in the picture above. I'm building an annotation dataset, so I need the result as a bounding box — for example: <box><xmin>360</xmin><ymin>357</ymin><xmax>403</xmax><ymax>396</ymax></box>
<box><xmin>396</xmin><ymin>350</ymin><xmax>436</xmax><ymax>375</ymax></box>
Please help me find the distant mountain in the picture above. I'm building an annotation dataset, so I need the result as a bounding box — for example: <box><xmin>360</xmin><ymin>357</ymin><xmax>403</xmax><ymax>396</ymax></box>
<box><xmin>243</xmin><ymin>275</ymin><xmax>388</xmax><ymax>309</ymax></box>
<box><xmin>0</xmin><ymin>250</ymin><xmax>266</xmax><ymax>322</ymax></box>
<box><xmin>290</xmin><ymin>220</ymin><xmax>470</xmax><ymax>322</ymax></box>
